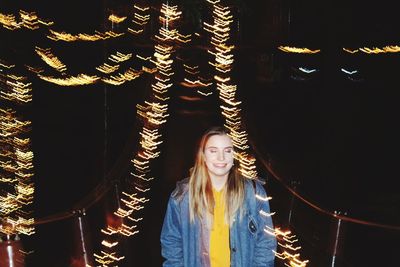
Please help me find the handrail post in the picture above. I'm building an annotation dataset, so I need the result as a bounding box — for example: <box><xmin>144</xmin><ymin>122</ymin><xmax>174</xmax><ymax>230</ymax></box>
<box><xmin>71</xmin><ymin>210</ymin><xmax>94</xmax><ymax>267</ymax></box>
<box><xmin>0</xmin><ymin>234</ymin><xmax>24</xmax><ymax>267</ymax></box>
<box><xmin>287</xmin><ymin>180</ymin><xmax>300</xmax><ymax>225</ymax></box>
<box><xmin>329</xmin><ymin>211</ymin><xmax>347</xmax><ymax>267</ymax></box>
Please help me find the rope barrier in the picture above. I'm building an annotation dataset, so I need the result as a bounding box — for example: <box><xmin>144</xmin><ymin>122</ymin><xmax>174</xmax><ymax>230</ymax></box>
<box><xmin>32</xmin><ymin>122</ymin><xmax>400</xmax><ymax>232</ymax></box>
<box><xmin>252</xmin><ymin>141</ymin><xmax>400</xmax><ymax>231</ymax></box>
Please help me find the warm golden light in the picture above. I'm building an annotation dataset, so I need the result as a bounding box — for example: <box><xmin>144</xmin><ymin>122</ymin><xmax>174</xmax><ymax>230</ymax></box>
<box><xmin>47</xmin><ymin>29</ymin><xmax>124</xmax><ymax>42</ymax></box>
<box><xmin>108</xmin><ymin>14</ymin><xmax>127</xmax><ymax>24</ymax></box>
<box><xmin>278</xmin><ymin>46</ymin><xmax>320</xmax><ymax>54</ymax></box>
<box><xmin>0</xmin><ymin>64</ymin><xmax>35</xmax><ymax>238</ymax></box>
<box><xmin>35</xmin><ymin>47</ymin><xmax>67</xmax><ymax>72</ymax></box>
<box><xmin>38</xmin><ymin>73</ymin><xmax>100</xmax><ymax>86</ymax></box>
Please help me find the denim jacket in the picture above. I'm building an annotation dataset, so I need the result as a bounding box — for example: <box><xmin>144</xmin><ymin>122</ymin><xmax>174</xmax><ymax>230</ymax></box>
<box><xmin>160</xmin><ymin>178</ymin><xmax>277</xmax><ymax>267</ymax></box>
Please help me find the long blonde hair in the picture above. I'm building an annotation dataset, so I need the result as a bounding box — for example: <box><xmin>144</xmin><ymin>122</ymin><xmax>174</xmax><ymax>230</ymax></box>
<box><xmin>188</xmin><ymin>126</ymin><xmax>245</xmax><ymax>224</ymax></box>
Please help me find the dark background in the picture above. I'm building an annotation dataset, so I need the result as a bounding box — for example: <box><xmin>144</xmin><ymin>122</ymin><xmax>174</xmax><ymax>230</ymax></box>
<box><xmin>1</xmin><ymin>0</ymin><xmax>399</xmax><ymax>266</ymax></box>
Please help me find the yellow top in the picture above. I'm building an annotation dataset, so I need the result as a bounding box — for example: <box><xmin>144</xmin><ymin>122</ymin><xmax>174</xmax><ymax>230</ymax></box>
<box><xmin>210</xmin><ymin>188</ymin><xmax>230</xmax><ymax>267</ymax></box>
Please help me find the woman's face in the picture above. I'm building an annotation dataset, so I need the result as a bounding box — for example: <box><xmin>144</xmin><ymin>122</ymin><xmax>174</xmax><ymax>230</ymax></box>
<box><xmin>203</xmin><ymin>134</ymin><xmax>234</xmax><ymax>180</ymax></box>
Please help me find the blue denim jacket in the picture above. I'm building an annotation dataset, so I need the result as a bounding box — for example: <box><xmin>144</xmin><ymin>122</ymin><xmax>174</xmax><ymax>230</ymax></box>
<box><xmin>160</xmin><ymin>178</ymin><xmax>277</xmax><ymax>266</ymax></box>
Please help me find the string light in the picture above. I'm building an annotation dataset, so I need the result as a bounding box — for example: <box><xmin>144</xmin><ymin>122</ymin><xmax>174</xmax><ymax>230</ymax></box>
<box><xmin>0</xmin><ymin>63</ymin><xmax>35</xmax><ymax>238</ymax></box>
<box><xmin>0</xmin><ymin>12</ymin><xmax>20</xmax><ymax>30</ymax></box>
<box><xmin>108</xmin><ymin>14</ymin><xmax>127</xmax><ymax>24</ymax></box>
<box><xmin>96</xmin><ymin>63</ymin><xmax>120</xmax><ymax>74</ymax></box>
<box><xmin>205</xmin><ymin>1</ymin><xmax>308</xmax><ymax>266</ymax></box>
<box><xmin>128</xmin><ymin>4</ymin><xmax>150</xmax><ymax>35</ymax></box>
<box><xmin>38</xmin><ymin>73</ymin><xmax>100</xmax><ymax>86</ymax></box>
<box><xmin>359</xmin><ymin>45</ymin><xmax>400</xmax><ymax>54</ymax></box>
<box><xmin>35</xmin><ymin>47</ymin><xmax>67</xmax><ymax>72</ymax></box>
<box><xmin>278</xmin><ymin>46</ymin><xmax>320</xmax><ymax>54</ymax></box>
<box><xmin>0</xmin><ymin>10</ymin><xmax>53</xmax><ymax>30</ymax></box>
<box><xmin>4</xmin><ymin>3</ymin><xmax>397</xmax><ymax>266</ymax></box>
<box><xmin>95</xmin><ymin>3</ymin><xmax>185</xmax><ymax>266</ymax></box>
<box><xmin>47</xmin><ymin>29</ymin><xmax>124</xmax><ymax>42</ymax></box>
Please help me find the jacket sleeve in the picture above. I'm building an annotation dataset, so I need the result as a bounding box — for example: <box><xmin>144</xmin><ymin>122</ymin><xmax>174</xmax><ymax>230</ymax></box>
<box><xmin>160</xmin><ymin>194</ymin><xmax>184</xmax><ymax>267</ymax></box>
<box><xmin>253</xmin><ymin>181</ymin><xmax>277</xmax><ymax>267</ymax></box>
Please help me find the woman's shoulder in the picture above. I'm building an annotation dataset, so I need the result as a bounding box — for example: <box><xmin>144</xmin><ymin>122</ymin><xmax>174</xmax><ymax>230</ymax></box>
<box><xmin>244</xmin><ymin>177</ymin><xmax>268</xmax><ymax>195</ymax></box>
<box><xmin>244</xmin><ymin>177</ymin><xmax>265</xmax><ymax>188</ymax></box>
<box><xmin>171</xmin><ymin>177</ymin><xmax>190</xmax><ymax>202</ymax></box>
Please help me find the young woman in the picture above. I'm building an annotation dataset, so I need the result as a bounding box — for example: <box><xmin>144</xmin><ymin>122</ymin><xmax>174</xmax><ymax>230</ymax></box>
<box><xmin>160</xmin><ymin>126</ymin><xmax>277</xmax><ymax>266</ymax></box>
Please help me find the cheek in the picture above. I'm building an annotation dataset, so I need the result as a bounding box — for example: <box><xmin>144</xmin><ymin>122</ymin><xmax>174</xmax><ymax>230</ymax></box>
<box><xmin>203</xmin><ymin>153</ymin><xmax>214</xmax><ymax>163</ymax></box>
<box><xmin>226</xmin><ymin>154</ymin><xmax>234</xmax><ymax>163</ymax></box>
<box><xmin>203</xmin><ymin>156</ymin><xmax>213</xmax><ymax>167</ymax></box>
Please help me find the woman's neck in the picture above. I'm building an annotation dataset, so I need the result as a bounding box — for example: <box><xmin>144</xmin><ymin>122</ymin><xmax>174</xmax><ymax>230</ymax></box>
<box><xmin>210</xmin><ymin>175</ymin><xmax>228</xmax><ymax>191</ymax></box>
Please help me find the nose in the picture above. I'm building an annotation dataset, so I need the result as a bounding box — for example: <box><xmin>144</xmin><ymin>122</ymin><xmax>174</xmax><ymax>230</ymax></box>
<box><xmin>217</xmin><ymin>151</ymin><xmax>225</xmax><ymax>161</ymax></box>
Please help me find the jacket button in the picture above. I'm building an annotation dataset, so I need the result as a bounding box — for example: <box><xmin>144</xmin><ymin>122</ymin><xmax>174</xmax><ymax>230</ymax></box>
<box><xmin>232</xmin><ymin>247</ymin><xmax>236</xmax><ymax>252</ymax></box>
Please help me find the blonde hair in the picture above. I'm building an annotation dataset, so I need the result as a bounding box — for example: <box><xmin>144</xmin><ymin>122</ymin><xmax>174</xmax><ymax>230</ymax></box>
<box><xmin>188</xmin><ymin>126</ymin><xmax>245</xmax><ymax>225</ymax></box>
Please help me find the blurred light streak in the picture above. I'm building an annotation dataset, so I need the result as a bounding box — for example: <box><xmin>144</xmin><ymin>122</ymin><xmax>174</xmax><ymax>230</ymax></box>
<box><xmin>359</xmin><ymin>45</ymin><xmax>400</xmax><ymax>54</ymax></box>
<box><xmin>95</xmin><ymin>3</ymin><xmax>184</xmax><ymax>265</ymax></box>
<box><xmin>341</xmin><ymin>68</ymin><xmax>358</xmax><ymax>75</ymax></box>
<box><xmin>47</xmin><ymin>29</ymin><xmax>124</xmax><ymax>42</ymax></box>
<box><xmin>35</xmin><ymin>47</ymin><xmax>67</xmax><ymax>72</ymax></box>
<box><xmin>0</xmin><ymin>63</ymin><xmax>35</xmax><ymax>238</ymax></box>
<box><xmin>298</xmin><ymin>67</ymin><xmax>317</xmax><ymax>73</ymax></box>
<box><xmin>1</xmin><ymin>10</ymin><xmax>52</xmax><ymax>30</ymax></box>
<box><xmin>38</xmin><ymin>74</ymin><xmax>99</xmax><ymax>86</ymax></box>
<box><xmin>278</xmin><ymin>46</ymin><xmax>320</xmax><ymax>54</ymax></box>
<box><xmin>129</xmin><ymin>4</ymin><xmax>150</xmax><ymax>35</ymax></box>
<box><xmin>96</xmin><ymin>63</ymin><xmax>120</xmax><ymax>74</ymax></box>
<box><xmin>108</xmin><ymin>14</ymin><xmax>126</xmax><ymax>24</ymax></box>
<box><xmin>343</xmin><ymin>48</ymin><xmax>359</xmax><ymax>54</ymax></box>
<box><xmin>205</xmin><ymin>1</ymin><xmax>308</xmax><ymax>265</ymax></box>
<box><xmin>197</xmin><ymin>90</ymin><xmax>213</xmax><ymax>96</ymax></box>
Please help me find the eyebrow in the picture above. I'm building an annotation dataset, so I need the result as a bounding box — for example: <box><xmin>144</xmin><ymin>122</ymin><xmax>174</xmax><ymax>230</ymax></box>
<box><xmin>205</xmin><ymin>146</ymin><xmax>233</xmax><ymax>149</ymax></box>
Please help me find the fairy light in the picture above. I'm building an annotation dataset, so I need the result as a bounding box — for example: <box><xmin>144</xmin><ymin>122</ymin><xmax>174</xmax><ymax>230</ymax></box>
<box><xmin>35</xmin><ymin>47</ymin><xmax>67</xmax><ymax>72</ymax></box>
<box><xmin>96</xmin><ymin>63</ymin><xmax>120</xmax><ymax>74</ymax></box>
<box><xmin>0</xmin><ymin>73</ymin><xmax>33</xmax><ymax>104</ymax></box>
<box><xmin>19</xmin><ymin>10</ymin><xmax>39</xmax><ymax>30</ymax></box>
<box><xmin>0</xmin><ymin>12</ymin><xmax>20</xmax><ymax>30</ymax></box>
<box><xmin>0</xmin><ymin>63</ymin><xmax>35</xmax><ymax>238</ymax></box>
<box><xmin>37</xmin><ymin>19</ymin><xmax>54</xmax><ymax>26</ymax></box>
<box><xmin>343</xmin><ymin>48</ymin><xmax>359</xmax><ymax>54</ymax></box>
<box><xmin>38</xmin><ymin>73</ymin><xmax>99</xmax><ymax>86</ymax></box>
<box><xmin>343</xmin><ymin>45</ymin><xmax>400</xmax><ymax>54</ymax></box>
<box><xmin>205</xmin><ymin>0</ymin><xmax>258</xmax><ymax>180</ymax></box>
<box><xmin>1</xmin><ymin>10</ymin><xmax>53</xmax><ymax>30</ymax></box>
<box><xmin>278</xmin><ymin>46</ymin><xmax>320</xmax><ymax>54</ymax></box>
<box><xmin>180</xmin><ymin>60</ymin><xmax>214</xmax><ymax>98</ymax></box>
<box><xmin>272</xmin><ymin>226</ymin><xmax>309</xmax><ymax>266</ymax></box>
<box><xmin>359</xmin><ymin>45</ymin><xmax>400</xmax><ymax>54</ymax></box>
<box><xmin>47</xmin><ymin>29</ymin><xmax>124</xmax><ymax>42</ymax></box>
<box><xmin>204</xmin><ymin>1</ymin><xmax>309</xmax><ymax>266</ymax></box>
<box><xmin>128</xmin><ymin>4</ymin><xmax>150</xmax><ymax>35</ymax></box>
<box><xmin>101</xmin><ymin>68</ymin><xmax>142</xmax><ymax>86</ymax></box>
<box><xmin>180</xmin><ymin>78</ymin><xmax>213</xmax><ymax>88</ymax></box>
<box><xmin>108</xmin><ymin>14</ymin><xmax>127</xmax><ymax>24</ymax></box>
<box><xmin>298</xmin><ymin>67</ymin><xmax>317</xmax><ymax>73</ymax></box>
<box><xmin>108</xmin><ymin>52</ymin><xmax>132</xmax><ymax>63</ymax></box>
<box><xmin>95</xmin><ymin>4</ymin><xmax>185</xmax><ymax>266</ymax></box>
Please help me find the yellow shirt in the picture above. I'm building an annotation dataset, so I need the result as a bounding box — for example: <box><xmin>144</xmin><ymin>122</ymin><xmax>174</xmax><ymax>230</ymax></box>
<box><xmin>210</xmin><ymin>188</ymin><xmax>230</xmax><ymax>267</ymax></box>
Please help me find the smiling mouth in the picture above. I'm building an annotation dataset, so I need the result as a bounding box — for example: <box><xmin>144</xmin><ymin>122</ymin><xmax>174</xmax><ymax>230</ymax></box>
<box><xmin>213</xmin><ymin>163</ymin><xmax>227</xmax><ymax>168</ymax></box>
